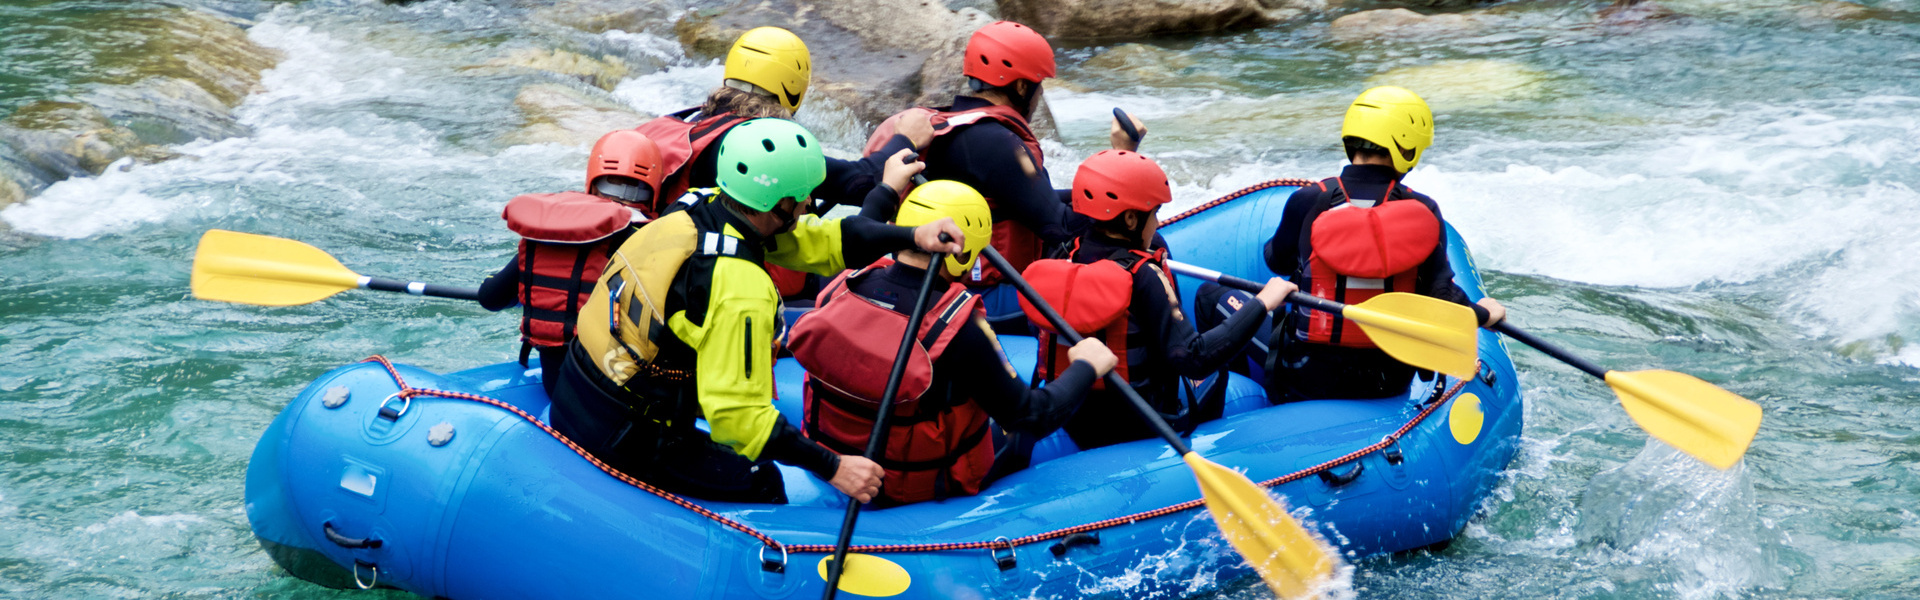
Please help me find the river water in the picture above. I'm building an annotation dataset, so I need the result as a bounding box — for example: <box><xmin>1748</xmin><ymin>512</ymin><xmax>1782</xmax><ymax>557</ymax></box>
<box><xmin>2</xmin><ymin>0</ymin><xmax>1917</xmax><ymax>598</ymax></box>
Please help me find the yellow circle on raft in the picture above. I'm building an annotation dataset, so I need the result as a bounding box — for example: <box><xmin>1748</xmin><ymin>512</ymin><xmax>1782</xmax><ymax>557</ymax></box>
<box><xmin>816</xmin><ymin>554</ymin><xmax>911</xmax><ymax>597</ymax></box>
<box><xmin>1449</xmin><ymin>393</ymin><xmax>1484</xmax><ymax>445</ymax></box>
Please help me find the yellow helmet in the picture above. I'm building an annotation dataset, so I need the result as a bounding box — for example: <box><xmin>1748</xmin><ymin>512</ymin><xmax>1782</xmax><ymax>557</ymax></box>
<box><xmin>724</xmin><ymin>27</ymin><xmax>811</xmax><ymax>113</ymax></box>
<box><xmin>1341</xmin><ymin>86</ymin><xmax>1434</xmax><ymax>173</ymax></box>
<box><xmin>894</xmin><ymin>180</ymin><xmax>992</xmax><ymax>278</ymax></box>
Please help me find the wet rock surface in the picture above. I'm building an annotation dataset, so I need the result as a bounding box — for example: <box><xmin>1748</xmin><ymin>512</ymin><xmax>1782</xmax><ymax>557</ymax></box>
<box><xmin>1329</xmin><ymin>8</ymin><xmax>1488</xmax><ymax>41</ymax></box>
<box><xmin>506</xmin><ymin>84</ymin><xmax>651</xmax><ymax>147</ymax></box>
<box><xmin>480</xmin><ymin>48</ymin><xmax>634</xmax><ymax>91</ymax></box>
<box><xmin>998</xmin><ymin>0</ymin><xmax>1303</xmax><ymax>39</ymax></box>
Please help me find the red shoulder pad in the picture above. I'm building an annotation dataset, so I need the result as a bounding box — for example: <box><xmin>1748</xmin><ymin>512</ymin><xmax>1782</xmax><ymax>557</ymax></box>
<box><xmin>1309</xmin><ymin>200</ymin><xmax>1441</xmax><ymax>278</ymax></box>
<box><xmin>502</xmin><ymin>192</ymin><xmax>631</xmax><ymax>244</ymax></box>
<box><xmin>1018</xmin><ymin>259</ymin><xmax>1133</xmax><ymax>335</ymax></box>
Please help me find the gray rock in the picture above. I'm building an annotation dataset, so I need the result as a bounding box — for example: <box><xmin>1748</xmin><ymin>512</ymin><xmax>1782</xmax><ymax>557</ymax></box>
<box><xmin>505</xmin><ymin>84</ymin><xmax>652</xmax><ymax>147</ymax></box>
<box><xmin>1329</xmin><ymin>8</ymin><xmax>1487</xmax><ymax>42</ymax></box>
<box><xmin>998</xmin><ymin>0</ymin><xmax>1295</xmax><ymax>39</ymax></box>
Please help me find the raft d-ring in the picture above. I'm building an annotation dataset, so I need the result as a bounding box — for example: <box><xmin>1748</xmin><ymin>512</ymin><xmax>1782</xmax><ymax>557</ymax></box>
<box><xmin>352</xmin><ymin>559</ymin><xmax>379</xmax><ymax>590</ymax></box>
<box><xmin>376</xmin><ymin>393</ymin><xmax>412</xmax><ymax>421</ymax></box>
<box><xmin>990</xmin><ymin>536</ymin><xmax>1017</xmax><ymax>571</ymax></box>
<box><xmin>759</xmin><ymin>543</ymin><xmax>787</xmax><ymax>573</ymax></box>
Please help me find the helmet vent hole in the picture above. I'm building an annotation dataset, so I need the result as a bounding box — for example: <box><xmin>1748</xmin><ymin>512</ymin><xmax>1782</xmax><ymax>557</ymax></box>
<box><xmin>978</xmin><ymin>55</ymin><xmax>989</xmax><ymax>65</ymax></box>
<box><xmin>795</xmin><ymin>134</ymin><xmax>808</xmax><ymax>148</ymax></box>
<box><xmin>762</xmin><ymin>139</ymin><xmax>776</xmax><ymax>152</ymax></box>
<box><xmin>1105</xmin><ymin>192</ymin><xmax>1118</xmax><ymax>199</ymax></box>
<box><xmin>1002</xmin><ymin>59</ymin><xmax>1013</xmax><ymax>68</ymax></box>
<box><xmin>1082</xmin><ymin>189</ymin><xmax>1092</xmax><ymax>199</ymax></box>
<box><xmin>736</xmin><ymin>162</ymin><xmax>749</xmax><ymax>174</ymax></box>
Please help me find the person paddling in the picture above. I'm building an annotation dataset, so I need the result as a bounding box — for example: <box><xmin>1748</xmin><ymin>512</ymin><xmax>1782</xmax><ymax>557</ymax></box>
<box><xmin>477</xmin><ymin>130</ymin><xmax>665</xmax><ymax>393</ymax></box>
<box><xmin>1019</xmin><ymin>150</ymin><xmax>1295</xmax><ymax>450</ymax></box>
<box><xmin>549</xmin><ymin>119</ymin><xmax>966</xmax><ymax>504</ymax></box>
<box><xmin>1219</xmin><ymin>86</ymin><xmax>1507</xmax><ymax>403</ymax></box>
<box><xmin>634</xmin><ymin>26</ymin><xmax>934</xmax><ymax>302</ymax></box>
<box><xmin>788</xmin><ymin>180</ymin><xmax>1116</xmax><ymax>506</ymax></box>
<box><xmin>859</xmin><ymin>21</ymin><xmax>1141</xmax><ymax>332</ymax></box>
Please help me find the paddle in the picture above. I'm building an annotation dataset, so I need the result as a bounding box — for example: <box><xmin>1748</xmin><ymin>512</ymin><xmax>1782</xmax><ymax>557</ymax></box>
<box><xmin>1166</xmin><ymin>260</ymin><xmax>1479</xmax><ymax>379</ymax></box>
<box><xmin>982</xmin><ymin>246</ymin><xmax>1339</xmax><ymax>600</ymax></box>
<box><xmin>821</xmin><ymin>243</ymin><xmax>948</xmax><ymax>600</ymax></box>
<box><xmin>191</xmin><ymin>229</ymin><xmax>478</xmax><ymax>306</ymax></box>
<box><xmin>1491</xmin><ymin>322</ymin><xmax>1762</xmax><ymax>470</ymax></box>
<box><xmin>1114</xmin><ymin>107</ymin><xmax>1143</xmax><ymax>147</ymax></box>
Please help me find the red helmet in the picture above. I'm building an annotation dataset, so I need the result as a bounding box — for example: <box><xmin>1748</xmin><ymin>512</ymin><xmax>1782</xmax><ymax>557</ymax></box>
<box><xmin>963</xmin><ymin>21</ymin><xmax>1055</xmax><ymax>87</ymax></box>
<box><xmin>586</xmin><ymin>130</ymin><xmax>665</xmax><ymax>206</ymax></box>
<box><xmin>1071</xmin><ymin>150</ymin><xmax>1171</xmax><ymax>221</ymax></box>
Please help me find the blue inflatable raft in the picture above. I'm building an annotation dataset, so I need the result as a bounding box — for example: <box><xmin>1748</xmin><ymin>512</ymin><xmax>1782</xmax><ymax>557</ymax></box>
<box><xmin>245</xmin><ymin>181</ymin><xmax>1523</xmax><ymax>598</ymax></box>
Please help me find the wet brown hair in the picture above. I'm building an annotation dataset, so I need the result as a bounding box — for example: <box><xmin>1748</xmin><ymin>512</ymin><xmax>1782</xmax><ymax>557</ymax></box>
<box><xmin>703</xmin><ymin>86</ymin><xmax>790</xmax><ymax>119</ymax></box>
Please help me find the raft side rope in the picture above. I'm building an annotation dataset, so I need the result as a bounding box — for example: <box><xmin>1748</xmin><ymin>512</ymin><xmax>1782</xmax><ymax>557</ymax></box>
<box><xmin>360</xmin><ymin>180</ymin><xmax>1459</xmax><ymax>557</ymax></box>
<box><xmin>362</xmin><ymin>355</ymin><xmax>1471</xmax><ymax>556</ymax></box>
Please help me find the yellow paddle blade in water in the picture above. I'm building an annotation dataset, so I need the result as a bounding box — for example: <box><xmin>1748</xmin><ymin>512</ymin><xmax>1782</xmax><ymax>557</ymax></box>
<box><xmin>1185</xmin><ymin>453</ymin><xmax>1338</xmax><ymax>600</ymax></box>
<box><xmin>191</xmin><ymin>230</ymin><xmax>363</xmax><ymax>306</ymax></box>
<box><xmin>1605</xmin><ymin>370</ymin><xmax>1763</xmax><ymax>470</ymax></box>
<box><xmin>1342</xmin><ymin>292</ymin><xmax>1480</xmax><ymax>378</ymax></box>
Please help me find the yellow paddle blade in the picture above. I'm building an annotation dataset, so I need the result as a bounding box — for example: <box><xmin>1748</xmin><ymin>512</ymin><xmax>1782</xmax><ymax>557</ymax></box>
<box><xmin>1342</xmin><ymin>292</ymin><xmax>1480</xmax><ymax>378</ymax></box>
<box><xmin>1185</xmin><ymin>453</ymin><xmax>1338</xmax><ymax>600</ymax></box>
<box><xmin>191</xmin><ymin>230</ymin><xmax>363</xmax><ymax>306</ymax></box>
<box><xmin>1605</xmin><ymin>370</ymin><xmax>1763</xmax><ymax>470</ymax></box>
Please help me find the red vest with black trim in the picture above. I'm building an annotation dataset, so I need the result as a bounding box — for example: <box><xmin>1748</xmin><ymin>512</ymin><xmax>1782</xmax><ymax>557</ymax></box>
<box><xmin>1294</xmin><ymin>177</ymin><xmax>1441</xmax><ymax>348</ymax></box>
<box><xmin>865</xmin><ymin>104</ymin><xmax>1048</xmax><ymax>288</ymax></box>
<box><xmin>633</xmin><ymin>107</ymin><xmax>748</xmax><ymax>218</ymax></box>
<box><xmin>502</xmin><ymin>191</ymin><xmax>636</xmax><ymax>355</ymax></box>
<box><xmin>1020</xmin><ymin>240</ymin><xmax>1168</xmax><ymax>399</ymax></box>
<box><xmin>788</xmin><ymin>260</ymin><xmax>992</xmax><ymax>505</ymax></box>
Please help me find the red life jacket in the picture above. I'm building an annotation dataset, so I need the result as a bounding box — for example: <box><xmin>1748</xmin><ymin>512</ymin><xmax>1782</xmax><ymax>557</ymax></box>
<box><xmin>1019</xmin><ymin>240</ymin><xmax>1166</xmax><ymax>394</ymax></box>
<box><xmin>865</xmin><ymin>104</ymin><xmax>1047</xmax><ymax>288</ymax></box>
<box><xmin>1298</xmin><ymin>177</ymin><xmax>1441</xmax><ymax>348</ymax></box>
<box><xmin>502</xmin><ymin>192</ymin><xmax>636</xmax><ymax>359</ymax></box>
<box><xmin>633</xmin><ymin>107</ymin><xmax>748</xmax><ymax>217</ymax></box>
<box><xmin>788</xmin><ymin>259</ymin><xmax>992</xmax><ymax>505</ymax></box>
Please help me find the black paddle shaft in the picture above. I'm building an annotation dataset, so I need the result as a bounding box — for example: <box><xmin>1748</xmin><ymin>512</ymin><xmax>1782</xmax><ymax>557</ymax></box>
<box><xmin>361</xmin><ymin>277</ymin><xmax>480</xmax><ymax>302</ymax></box>
<box><xmin>1491</xmin><ymin>322</ymin><xmax>1609</xmax><ymax>380</ymax></box>
<box><xmin>1164</xmin><ymin>259</ymin><xmax>1349</xmax><ymax>320</ymax></box>
<box><xmin>980</xmin><ymin>246</ymin><xmax>1193</xmax><ymax>455</ymax></box>
<box><xmin>822</xmin><ymin>247</ymin><xmax>948</xmax><ymax>600</ymax></box>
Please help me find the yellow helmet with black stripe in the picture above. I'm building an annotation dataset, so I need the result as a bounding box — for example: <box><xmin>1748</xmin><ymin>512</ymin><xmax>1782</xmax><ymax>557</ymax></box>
<box><xmin>724</xmin><ymin>27</ymin><xmax>811</xmax><ymax>113</ymax></box>
<box><xmin>1341</xmin><ymin>86</ymin><xmax>1433</xmax><ymax>173</ymax></box>
<box><xmin>894</xmin><ymin>181</ymin><xmax>991</xmax><ymax>278</ymax></box>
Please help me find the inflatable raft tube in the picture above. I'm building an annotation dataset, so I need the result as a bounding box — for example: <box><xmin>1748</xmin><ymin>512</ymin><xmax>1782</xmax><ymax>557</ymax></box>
<box><xmin>245</xmin><ymin>181</ymin><xmax>1522</xmax><ymax>599</ymax></box>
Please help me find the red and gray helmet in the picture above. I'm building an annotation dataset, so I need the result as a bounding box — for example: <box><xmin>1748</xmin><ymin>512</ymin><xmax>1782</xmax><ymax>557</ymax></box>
<box><xmin>586</xmin><ymin>130</ymin><xmax>665</xmax><ymax>206</ymax></box>
<box><xmin>1071</xmin><ymin>150</ymin><xmax>1171</xmax><ymax>221</ymax></box>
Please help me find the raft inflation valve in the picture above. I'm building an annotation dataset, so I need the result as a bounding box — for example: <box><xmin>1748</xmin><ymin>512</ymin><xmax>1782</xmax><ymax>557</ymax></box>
<box><xmin>322</xmin><ymin>386</ymin><xmax>350</xmax><ymax>409</ymax></box>
<box><xmin>427</xmin><ymin>422</ymin><xmax>455</xmax><ymax>447</ymax></box>
<box><xmin>759</xmin><ymin>543</ymin><xmax>787</xmax><ymax>573</ymax></box>
<box><xmin>991</xmin><ymin>537</ymin><xmax>1016</xmax><ymax>571</ymax></box>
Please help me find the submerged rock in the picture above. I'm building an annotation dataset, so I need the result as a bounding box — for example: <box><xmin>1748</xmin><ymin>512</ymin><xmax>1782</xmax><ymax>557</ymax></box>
<box><xmin>1597</xmin><ymin>0</ymin><xmax>1683</xmax><ymax>24</ymax></box>
<box><xmin>997</xmin><ymin>0</ymin><xmax>1302</xmax><ymax>39</ymax></box>
<box><xmin>1363</xmin><ymin>59</ymin><xmax>1549</xmax><ymax>109</ymax></box>
<box><xmin>1329</xmin><ymin>8</ymin><xmax>1488</xmax><ymax>42</ymax></box>
<box><xmin>528</xmin><ymin>0</ymin><xmax>682</xmax><ymax>35</ymax></box>
<box><xmin>506</xmin><ymin>84</ymin><xmax>651</xmax><ymax>147</ymax></box>
<box><xmin>480</xmin><ymin>48</ymin><xmax>634</xmax><ymax>91</ymax></box>
<box><xmin>0</xmin><ymin>102</ymin><xmax>174</xmax><ymax>187</ymax></box>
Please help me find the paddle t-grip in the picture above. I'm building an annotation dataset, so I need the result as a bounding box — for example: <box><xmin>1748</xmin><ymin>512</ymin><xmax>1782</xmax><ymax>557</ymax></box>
<box><xmin>1113</xmin><ymin>107</ymin><xmax>1142</xmax><ymax>146</ymax></box>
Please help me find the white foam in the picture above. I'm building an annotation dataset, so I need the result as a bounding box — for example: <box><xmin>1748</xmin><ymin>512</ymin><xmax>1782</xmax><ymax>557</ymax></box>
<box><xmin>610</xmin><ymin>62</ymin><xmax>724</xmax><ymax>118</ymax></box>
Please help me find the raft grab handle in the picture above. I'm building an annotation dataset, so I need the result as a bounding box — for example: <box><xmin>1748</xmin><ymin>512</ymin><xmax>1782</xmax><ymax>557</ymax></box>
<box><xmin>1318</xmin><ymin>461</ymin><xmax>1364</xmax><ymax>487</ymax></box>
<box><xmin>323</xmin><ymin>521</ymin><xmax>384</xmax><ymax>549</ymax></box>
<box><xmin>1049</xmin><ymin>532</ymin><xmax>1100</xmax><ymax>559</ymax></box>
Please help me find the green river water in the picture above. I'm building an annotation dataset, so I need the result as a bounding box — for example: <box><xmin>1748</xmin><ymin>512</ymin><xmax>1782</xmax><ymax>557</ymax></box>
<box><xmin>2</xmin><ymin>0</ymin><xmax>1919</xmax><ymax>598</ymax></box>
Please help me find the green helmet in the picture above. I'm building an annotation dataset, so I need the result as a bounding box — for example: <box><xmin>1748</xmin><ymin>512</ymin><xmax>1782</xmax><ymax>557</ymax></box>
<box><xmin>715</xmin><ymin>118</ymin><xmax>827</xmax><ymax>212</ymax></box>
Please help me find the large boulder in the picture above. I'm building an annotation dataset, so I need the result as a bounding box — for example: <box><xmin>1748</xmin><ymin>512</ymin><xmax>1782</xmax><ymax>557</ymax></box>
<box><xmin>997</xmin><ymin>0</ymin><xmax>1306</xmax><ymax>39</ymax></box>
<box><xmin>673</xmin><ymin>0</ymin><xmax>998</xmax><ymax>126</ymax></box>
<box><xmin>479</xmin><ymin>48</ymin><xmax>634</xmax><ymax>91</ymax></box>
<box><xmin>1362</xmin><ymin>59</ymin><xmax>1549</xmax><ymax>109</ymax></box>
<box><xmin>505</xmin><ymin>84</ymin><xmax>652</xmax><ymax>147</ymax></box>
<box><xmin>0</xmin><ymin>102</ymin><xmax>175</xmax><ymax>187</ymax></box>
<box><xmin>527</xmin><ymin>0</ymin><xmax>683</xmax><ymax>35</ymax></box>
<box><xmin>1329</xmin><ymin>8</ymin><xmax>1487</xmax><ymax>42</ymax></box>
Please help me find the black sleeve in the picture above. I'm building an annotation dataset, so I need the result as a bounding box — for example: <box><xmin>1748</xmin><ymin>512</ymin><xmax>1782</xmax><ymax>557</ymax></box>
<box><xmin>761</xmin><ymin>413</ymin><xmax>841</xmax><ymax>480</ymax></box>
<box><xmin>837</xmin><ymin>215</ymin><xmax>917</xmax><ymax>267</ymax></box>
<box><xmin>477</xmin><ymin>257</ymin><xmax>520</xmax><ymax>311</ymax></box>
<box><xmin>857</xmin><ymin>183</ymin><xmax>903</xmax><ymax>222</ymax></box>
<box><xmin>950</xmin><ymin>125</ymin><xmax>1077</xmax><ymax>243</ymax></box>
<box><xmin>946</xmin><ymin>316</ymin><xmax>1097</xmax><ymax>435</ymax></box>
<box><xmin>1263</xmin><ymin>187</ymin><xmax>1317</xmax><ymax>277</ymax></box>
<box><xmin>818</xmin><ymin>134</ymin><xmax>917</xmax><ymax>207</ymax></box>
<box><xmin>1134</xmin><ymin>262</ymin><xmax>1266</xmax><ymax>379</ymax></box>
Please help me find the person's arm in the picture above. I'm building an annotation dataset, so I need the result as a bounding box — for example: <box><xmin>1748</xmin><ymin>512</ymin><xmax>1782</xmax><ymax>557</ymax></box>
<box><xmin>668</xmin><ymin>258</ymin><xmax>843</xmax><ymax>477</ymax></box>
<box><xmin>947</xmin><ymin>316</ymin><xmax>1101</xmax><ymax>435</ymax></box>
<box><xmin>477</xmin><ymin>256</ymin><xmax>520</xmax><ymax>311</ymax></box>
<box><xmin>951</xmin><ymin>125</ymin><xmax>1080</xmax><ymax>243</ymax></box>
<box><xmin>768</xmin><ymin>214</ymin><xmax>964</xmax><ymax>276</ymax></box>
<box><xmin>1134</xmin><ymin>262</ymin><xmax>1269</xmax><ymax>379</ymax></box>
<box><xmin>817</xmin><ymin>134</ymin><xmax>919</xmax><ymax>208</ymax></box>
<box><xmin>1263</xmin><ymin>187</ymin><xmax>1317</xmax><ymax>277</ymax></box>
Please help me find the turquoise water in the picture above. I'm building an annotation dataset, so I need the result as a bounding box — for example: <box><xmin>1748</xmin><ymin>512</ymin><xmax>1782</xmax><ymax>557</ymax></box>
<box><xmin>3</xmin><ymin>0</ymin><xmax>1919</xmax><ymax>598</ymax></box>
